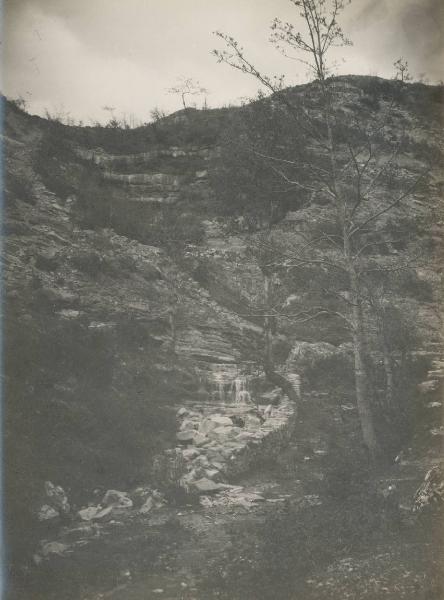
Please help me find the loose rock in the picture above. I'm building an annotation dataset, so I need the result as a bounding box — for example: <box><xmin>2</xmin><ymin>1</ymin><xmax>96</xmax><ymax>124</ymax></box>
<box><xmin>176</xmin><ymin>430</ymin><xmax>197</xmax><ymax>443</ymax></box>
<box><xmin>102</xmin><ymin>490</ymin><xmax>133</xmax><ymax>509</ymax></box>
<box><xmin>192</xmin><ymin>478</ymin><xmax>225</xmax><ymax>494</ymax></box>
<box><xmin>38</xmin><ymin>505</ymin><xmax>60</xmax><ymax>522</ymax></box>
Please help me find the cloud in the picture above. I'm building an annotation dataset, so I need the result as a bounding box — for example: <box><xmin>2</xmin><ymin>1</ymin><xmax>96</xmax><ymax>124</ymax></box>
<box><xmin>2</xmin><ymin>0</ymin><xmax>443</xmax><ymax>121</ymax></box>
<box><xmin>348</xmin><ymin>0</ymin><xmax>443</xmax><ymax>80</ymax></box>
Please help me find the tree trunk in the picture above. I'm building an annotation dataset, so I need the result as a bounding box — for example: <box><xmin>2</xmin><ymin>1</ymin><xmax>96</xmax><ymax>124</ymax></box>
<box><xmin>168</xmin><ymin>310</ymin><xmax>177</xmax><ymax>368</ymax></box>
<box><xmin>263</xmin><ymin>274</ymin><xmax>299</xmax><ymax>409</ymax></box>
<box><xmin>350</xmin><ymin>274</ymin><xmax>379</xmax><ymax>458</ymax></box>
<box><xmin>264</xmin><ymin>275</ymin><xmax>273</xmax><ymax>366</ymax></box>
<box><xmin>264</xmin><ymin>361</ymin><xmax>299</xmax><ymax>408</ymax></box>
<box><xmin>382</xmin><ymin>338</ymin><xmax>395</xmax><ymax>410</ymax></box>
<box><xmin>343</xmin><ymin>232</ymin><xmax>379</xmax><ymax>457</ymax></box>
<box><xmin>352</xmin><ymin>328</ymin><xmax>378</xmax><ymax>457</ymax></box>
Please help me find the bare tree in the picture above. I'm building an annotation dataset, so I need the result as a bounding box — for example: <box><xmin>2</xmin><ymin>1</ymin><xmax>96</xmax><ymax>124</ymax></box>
<box><xmin>393</xmin><ymin>58</ymin><xmax>412</xmax><ymax>83</ymax></box>
<box><xmin>167</xmin><ymin>77</ymin><xmax>209</xmax><ymax>109</ymax></box>
<box><xmin>213</xmin><ymin>0</ymin><xmax>431</xmax><ymax>457</ymax></box>
<box><xmin>245</xmin><ymin>235</ymin><xmax>301</xmax><ymax>406</ymax></box>
<box><xmin>150</xmin><ymin>106</ymin><xmax>167</xmax><ymax>122</ymax></box>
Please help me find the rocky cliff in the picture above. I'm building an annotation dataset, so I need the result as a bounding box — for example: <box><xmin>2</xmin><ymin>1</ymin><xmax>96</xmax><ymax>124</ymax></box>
<box><xmin>3</xmin><ymin>77</ymin><xmax>443</xmax><ymax>568</ymax></box>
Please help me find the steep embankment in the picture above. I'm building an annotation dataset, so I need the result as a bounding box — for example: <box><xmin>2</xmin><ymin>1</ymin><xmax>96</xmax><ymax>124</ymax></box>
<box><xmin>3</xmin><ymin>77</ymin><xmax>443</xmax><ymax>588</ymax></box>
<box><xmin>3</xmin><ymin>102</ymin><xmax>270</xmax><ymax>565</ymax></box>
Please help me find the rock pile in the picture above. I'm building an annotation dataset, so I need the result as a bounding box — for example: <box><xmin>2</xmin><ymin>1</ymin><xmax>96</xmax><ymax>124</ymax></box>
<box><xmin>170</xmin><ymin>398</ymin><xmax>296</xmax><ymax>496</ymax></box>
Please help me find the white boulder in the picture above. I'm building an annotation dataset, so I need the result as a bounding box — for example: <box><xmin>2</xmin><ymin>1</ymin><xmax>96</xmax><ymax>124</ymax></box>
<box><xmin>102</xmin><ymin>490</ymin><xmax>133</xmax><ymax>509</ymax></box>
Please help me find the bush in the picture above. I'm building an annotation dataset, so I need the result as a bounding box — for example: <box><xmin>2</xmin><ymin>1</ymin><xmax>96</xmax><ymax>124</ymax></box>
<box><xmin>33</xmin><ymin>129</ymin><xmax>77</xmax><ymax>199</ymax></box>
<box><xmin>304</xmin><ymin>352</ymin><xmax>354</xmax><ymax>392</ymax></box>
<box><xmin>6</xmin><ymin>173</ymin><xmax>36</xmax><ymax>205</ymax></box>
<box><xmin>359</xmin><ymin>93</ymin><xmax>381</xmax><ymax>111</ymax></box>
<box><xmin>141</xmin><ymin>206</ymin><xmax>205</xmax><ymax>251</ymax></box>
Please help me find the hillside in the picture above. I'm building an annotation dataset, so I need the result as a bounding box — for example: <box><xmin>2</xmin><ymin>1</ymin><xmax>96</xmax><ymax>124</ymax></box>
<box><xmin>3</xmin><ymin>76</ymin><xmax>444</xmax><ymax>599</ymax></box>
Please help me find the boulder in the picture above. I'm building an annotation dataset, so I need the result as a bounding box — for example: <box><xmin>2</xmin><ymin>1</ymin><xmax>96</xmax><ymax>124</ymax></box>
<box><xmin>193</xmin><ymin>433</ymin><xmax>208</xmax><ymax>447</ymax></box>
<box><xmin>40</xmin><ymin>288</ymin><xmax>79</xmax><ymax>307</ymax></box>
<box><xmin>244</xmin><ymin>415</ymin><xmax>262</xmax><ymax>429</ymax></box>
<box><xmin>152</xmin><ymin>490</ymin><xmax>165</xmax><ymax>504</ymax></box>
<box><xmin>78</xmin><ymin>505</ymin><xmax>114</xmax><ymax>522</ymax></box>
<box><xmin>182</xmin><ymin>448</ymin><xmax>201</xmax><ymax>461</ymax></box>
<box><xmin>205</xmin><ymin>469</ymin><xmax>222</xmax><ymax>481</ymax></box>
<box><xmin>38</xmin><ymin>504</ymin><xmax>59</xmax><ymax>522</ymax></box>
<box><xmin>102</xmin><ymin>490</ymin><xmax>133</xmax><ymax>509</ymax></box>
<box><xmin>210</xmin><ymin>416</ymin><xmax>234</xmax><ymax>427</ymax></box>
<box><xmin>428</xmin><ymin>402</ymin><xmax>442</xmax><ymax>408</ymax></box>
<box><xmin>193</xmin><ymin>455</ymin><xmax>210</xmax><ymax>468</ymax></box>
<box><xmin>35</xmin><ymin>249</ymin><xmax>59</xmax><ymax>272</ymax></box>
<box><xmin>210</xmin><ymin>425</ymin><xmax>232</xmax><ymax>436</ymax></box>
<box><xmin>57</xmin><ymin>309</ymin><xmax>82</xmax><ymax>319</ymax></box>
<box><xmin>44</xmin><ymin>481</ymin><xmax>70</xmax><ymax>515</ymax></box>
<box><xmin>131</xmin><ymin>486</ymin><xmax>153</xmax><ymax>507</ymax></box>
<box><xmin>180</xmin><ymin>419</ymin><xmax>198</xmax><ymax>432</ymax></box>
<box><xmin>139</xmin><ymin>493</ymin><xmax>165</xmax><ymax>515</ymax></box>
<box><xmin>92</xmin><ymin>506</ymin><xmax>114</xmax><ymax>522</ymax></box>
<box><xmin>199</xmin><ymin>418</ymin><xmax>218</xmax><ymax>435</ymax></box>
<box><xmin>40</xmin><ymin>541</ymin><xmax>70</xmax><ymax>558</ymax></box>
<box><xmin>418</xmin><ymin>380</ymin><xmax>439</xmax><ymax>394</ymax></box>
<box><xmin>177</xmin><ymin>408</ymin><xmax>189</xmax><ymax>418</ymax></box>
<box><xmin>211</xmin><ymin>461</ymin><xmax>226</xmax><ymax>472</ymax></box>
<box><xmin>139</xmin><ymin>496</ymin><xmax>154</xmax><ymax>514</ymax></box>
<box><xmin>230</xmin><ymin>415</ymin><xmax>245</xmax><ymax>428</ymax></box>
<box><xmin>209</xmin><ymin>426</ymin><xmax>241</xmax><ymax>441</ymax></box>
<box><xmin>176</xmin><ymin>430</ymin><xmax>197</xmax><ymax>443</ymax></box>
<box><xmin>237</xmin><ymin>431</ymin><xmax>259</xmax><ymax>442</ymax></box>
<box><xmin>192</xmin><ymin>478</ymin><xmax>225</xmax><ymax>494</ymax></box>
<box><xmin>78</xmin><ymin>506</ymin><xmax>101</xmax><ymax>521</ymax></box>
<box><xmin>60</xmin><ymin>522</ymin><xmax>98</xmax><ymax>542</ymax></box>
<box><xmin>205</xmin><ymin>450</ymin><xmax>225</xmax><ymax>464</ymax></box>
<box><xmin>262</xmin><ymin>405</ymin><xmax>273</xmax><ymax>419</ymax></box>
<box><xmin>180</xmin><ymin>469</ymin><xmax>200</xmax><ymax>490</ymax></box>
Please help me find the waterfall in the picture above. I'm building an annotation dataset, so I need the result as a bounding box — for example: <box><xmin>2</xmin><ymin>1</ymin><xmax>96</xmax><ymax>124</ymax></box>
<box><xmin>231</xmin><ymin>376</ymin><xmax>252</xmax><ymax>404</ymax></box>
<box><xmin>206</xmin><ymin>364</ymin><xmax>253</xmax><ymax>405</ymax></box>
<box><xmin>212</xmin><ymin>365</ymin><xmax>228</xmax><ymax>403</ymax></box>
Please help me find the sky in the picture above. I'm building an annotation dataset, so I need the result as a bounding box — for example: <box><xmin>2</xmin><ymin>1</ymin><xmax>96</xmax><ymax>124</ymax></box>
<box><xmin>2</xmin><ymin>0</ymin><xmax>443</xmax><ymax>124</ymax></box>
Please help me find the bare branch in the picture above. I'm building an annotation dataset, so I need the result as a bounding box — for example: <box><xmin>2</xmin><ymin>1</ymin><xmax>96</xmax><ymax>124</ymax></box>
<box><xmin>349</xmin><ymin>168</ymin><xmax>429</xmax><ymax>238</ymax></box>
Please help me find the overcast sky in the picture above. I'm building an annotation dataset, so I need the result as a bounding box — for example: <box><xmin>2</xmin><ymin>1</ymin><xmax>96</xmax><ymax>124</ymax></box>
<box><xmin>2</xmin><ymin>0</ymin><xmax>443</xmax><ymax>124</ymax></box>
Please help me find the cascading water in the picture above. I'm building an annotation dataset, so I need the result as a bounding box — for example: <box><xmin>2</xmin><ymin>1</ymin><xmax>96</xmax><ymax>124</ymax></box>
<box><xmin>206</xmin><ymin>364</ymin><xmax>253</xmax><ymax>405</ymax></box>
<box><xmin>231</xmin><ymin>376</ymin><xmax>252</xmax><ymax>404</ymax></box>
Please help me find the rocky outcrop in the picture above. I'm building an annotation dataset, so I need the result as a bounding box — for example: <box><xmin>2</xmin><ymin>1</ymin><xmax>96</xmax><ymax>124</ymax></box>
<box><xmin>3</xmin><ymin>101</ymin><xmax>267</xmax><ymax>567</ymax></box>
<box><xmin>74</xmin><ymin>141</ymin><xmax>216</xmax><ymax>206</ymax></box>
<box><xmin>75</xmin><ymin>145</ymin><xmax>217</xmax><ymax>168</ymax></box>
<box><xmin>5</xmin><ymin>78</ymin><xmax>443</xmax><ymax>580</ymax></box>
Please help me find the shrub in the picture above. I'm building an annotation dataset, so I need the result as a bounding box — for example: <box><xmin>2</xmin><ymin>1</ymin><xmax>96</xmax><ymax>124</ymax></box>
<box><xmin>304</xmin><ymin>352</ymin><xmax>354</xmax><ymax>392</ymax></box>
<box><xmin>33</xmin><ymin>129</ymin><xmax>77</xmax><ymax>199</ymax></box>
<box><xmin>6</xmin><ymin>173</ymin><xmax>36</xmax><ymax>205</ymax></box>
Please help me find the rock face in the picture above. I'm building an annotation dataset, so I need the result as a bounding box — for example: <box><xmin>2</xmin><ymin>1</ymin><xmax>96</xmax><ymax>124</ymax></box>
<box><xmin>4</xmin><ymin>80</ymin><xmax>442</xmax><ymax>570</ymax></box>
<box><xmin>4</xmin><ymin>99</ymin><xmax>266</xmax><ymax>559</ymax></box>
